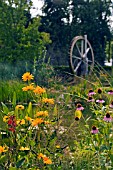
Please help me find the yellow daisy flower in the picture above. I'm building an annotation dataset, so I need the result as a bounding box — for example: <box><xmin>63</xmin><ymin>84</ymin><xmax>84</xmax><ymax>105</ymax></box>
<box><xmin>0</xmin><ymin>146</ymin><xmax>7</xmax><ymax>153</ymax></box>
<box><xmin>56</xmin><ymin>145</ymin><xmax>60</xmax><ymax>149</ymax></box>
<box><xmin>19</xmin><ymin>146</ymin><xmax>30</xmax><ymax>151</ymax></box>
<box><xmin>22</xmin><ymin>72</ymin><xmax>34</xmax><ymax>81</ymax></box>
<box><xmin>22</xmin><ymin>84</ymin><xmax>34</xmax><ymax>91</ymax></box>
<box><xmin>16</xmin><ymin>119</ymin><xmax>25</xmax><ymax>125</ymax></box>
<box><xmin>3</xmin><ymin>115</ymin><xmax>9</xmax><ymax>122</ymax></box>
<box><xmin>42</xmin><ymin>98</ymin><xmax>54</xmax><ymax>104</ymax></box>
<box><xmin>15</xmin><ymin>105</ymin><xmax>24</xmax><ymax>110</ymax></box>
<box><xmin>31</xmin><ymin>118</ymin><xmax>44</xmax><ymax>126</ymax></box>
<box><xmin>35</xmin><ymin>111</ymin><xmax>48</xmax><ymax>117</ymax></box>
<box><xmin>38</xmin><ymin>153</ymin><xmax>45</xmax><ymax>159</ymax></box>
<box><xmin>25</xmin><ymin>116</ymin><xmax>33</xmax><ymax>122</ymax></box>
<box><xmin>33</xmin><ymin>86</ymin><xmax>46</xmax><ymax>95</ymax></box>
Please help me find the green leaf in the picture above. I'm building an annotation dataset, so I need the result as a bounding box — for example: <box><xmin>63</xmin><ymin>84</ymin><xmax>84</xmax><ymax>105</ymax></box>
<box><xmin>16</xmin><ymin>158</ymin><xmax>25</xmax><ymax>168</ymax></box>
<box><xmin>1</xmin><ymin>102</ymin><xmax>9</xmax><ymax>114</ymax></box>
<box><xmin>65</xmin><ymin>94</ymin><xmax>70</xmax><ymax>105</ymax></box>
<box><xmin>0</xmin><ymin>155</ymin><xmax>7</xmax><ymax>163</ymax></box>
<box><xmin>9</xmin><ymin>167</ymin><xmax>17</xmax><ymax>170</ymax></box>
<box><xmin>27</xmin><ymin>102</ymin><xmax>32</xmax><ymax>116</ymax></box>
<box><xmin>110</xmin><ymin>154</ymin><xmax>113</xmax><ymax>163</ymax></box>
<box><xmin>53</xmin><ymin>104</ymin><xmax>58</xmax><ymax>115</ymax></box>
<box><xmin>12</xmin><ymin>91</ymin><xmax>16</xmax><ymax>107</ymax></box>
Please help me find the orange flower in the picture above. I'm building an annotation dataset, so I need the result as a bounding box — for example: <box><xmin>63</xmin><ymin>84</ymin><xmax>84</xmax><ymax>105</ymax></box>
<box><xmin>31</xmin><ymin>118</ymin><xmax>44</xmax><ymax>126</ymax></box>
<box><xmin>33</xmin><ymin>86</ymin><xmax>46</xmax><ymax>95</ymax></box>
<box><xmin>0</xmin><ymin>146</ymin><xmax>7</xmax><ymax>153</ymax></box>
<box><xmin>35</xmin><ymin>111</ymin><xmax>48</xmax><ymax>117</ymax></box>
<box><xmin>42</xmin><ymin>98</ymin><xmax>54</xmax><ymax>104</ymax></box>
<box><xmin>22</xmin><ymin>84</ymin><xmax>34</xmax><ymax>91</ymax></box>
<box><xmin>22</xmin><ymin>72</ymin><xmax>34</xmax><ymax>81</ymax></box>
<box><xmin>43</xmin><ymin>157</ymin><xmax>52</xmax><ymax>164</ymax></box>
<box><xmin>38</xmin><ymin>153</ymin><xmax>52</xmax><ymax>164</ymax></box>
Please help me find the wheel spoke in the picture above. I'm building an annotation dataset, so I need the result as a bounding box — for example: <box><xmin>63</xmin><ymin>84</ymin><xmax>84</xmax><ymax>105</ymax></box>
<box><xmin>72</xmin><ymin>55</ymin><xmax>81</xmax><ymax>60</ymax></box>
<box><xmin>88</xmin><ymin>59</ymin><xmax>93</xmax><ymax>63</ymax></box>
<box><xmin>83</xmin><ymin>48</ymin><xmax>90</xmax><ymax>58</ymax></box>
<box><xmin>76</xmin><ymin>44</ymin><xmax>83</xmax><ymax>58</ymax></box>
<box><xmin>74</xmin><ymin>60</ymin><xmax>82</xmax><ymax>73</ymax></box>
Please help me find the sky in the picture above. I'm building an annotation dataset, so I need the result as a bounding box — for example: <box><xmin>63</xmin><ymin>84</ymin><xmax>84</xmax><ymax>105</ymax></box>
<box><xmin>30</xmin><ymin>0</ymin><xmax>44</xmax><ymax>17</ymax></box>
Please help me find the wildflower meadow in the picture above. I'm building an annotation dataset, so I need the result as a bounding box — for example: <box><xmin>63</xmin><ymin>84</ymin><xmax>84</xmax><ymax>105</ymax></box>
<box><xmin>1</xmin><ymin>68</ymin><xmax>113</xmax><ymax>170</ymax></box>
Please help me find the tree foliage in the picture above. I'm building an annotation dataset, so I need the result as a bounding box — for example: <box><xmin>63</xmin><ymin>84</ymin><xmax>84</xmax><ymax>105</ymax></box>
<box><xmin>40</xmin><ymin>0</ymin><xmax>113</xmax><ymax>65</ymax></box>
<box><xmin>0</xmin><ymin>0</ymin><xmax>51</xmax><ymax>63</ymax></box>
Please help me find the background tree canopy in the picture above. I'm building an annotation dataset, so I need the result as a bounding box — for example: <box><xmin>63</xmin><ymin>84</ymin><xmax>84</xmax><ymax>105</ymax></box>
<box><xmin>0</xmin><ymin>0</ymin><xmax>51</xmax><ymax>64</ymax></box>
<box><xmin>0</xmin><ymin>0</ymin><xmax>112</xmax><ymax>69</ymax></box>
<box><xmin>40</xmin><ymin>0</ymin><xmax>113</xmax><ymax>66</ymax></box>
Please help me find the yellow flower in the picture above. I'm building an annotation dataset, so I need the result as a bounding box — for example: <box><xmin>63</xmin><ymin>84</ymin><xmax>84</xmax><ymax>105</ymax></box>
<box><xmin>15</xmin><ymin>105</ymin><xmax>24</xmax><ymax>110</ymax></box>
<box><xmin>44</xmin><ymin>120</ymin><xmax>50</xmax><ymax>124</ymax></box>
<box><xmin>38</xmin><ymin>153</ymin><xmax>52</xmax><ymax>164</ymax></box>
<box><xmin>19</xmin><ymin>146</ymin><xmax>30</xmax><ymax>151</ymax></box>
<box><xmin>0</xmin><ymin>146</ymin><xmax>7</xmax><ymax>153</ymax></box>
<box><xmin>22</xmin><ymin>84</ymin><xmax>34</xmax><ymax>91</ymax></box>
<box><xmin>25</xmin><ymin>116</ymin><xmax>33</xmax><ymax>122</ymax></box>
<box><xmin>22</xmin><ymin>86</ymin><xmax>29</xmax><ymax>91</ymax></box>
<box><xmin>3</xmin><ymin>116</ymin><xmax>9</xmax><ymax>122</ymax></box>
<box><xmin>16</xmin><ymin>119</ymin><xmax>25</xmax><ymax>125</ymax></box>
<box><xmin>32</xmin><ymin>118</ymin><xmax>44</xmax><ymax>126</ymax></box>
<box><xmin>42</xmin><ymin>98</ymin><xmax>54</xmax><ymax>104</ymax></box>
<box><xmin>56</xmin><ymin>145</ymin><xmax>60</xmax><ymax>149</ymax></box>
<box><xmin>22</xmin><ymin>72</ymin><xmax>34</xmax><ymax>81</ymax></box>
<box><xmin>38</xmin><ymin>153</ymin><xmax>45</xmax><ymax>159</ymax></box>
<box><xmin>35</xmin><ymin>111</ymin><xmax>48</xmax><ymax>117</ymax></box>
<box><xmin>43</xmin><ymin>157</ymin><xmax>52</xmax><ymax>164</ymax></box>
<box><xmin>33</xmin><ymin>86</ymin><xmax>46</xmax><ymax>95</ymax></box>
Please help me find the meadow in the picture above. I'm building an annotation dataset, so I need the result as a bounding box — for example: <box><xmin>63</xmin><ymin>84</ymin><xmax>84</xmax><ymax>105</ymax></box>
<box><xmin>1</xmin><ymin>65</ymin><xmax>113</xmax><ymax>170</ymax></box>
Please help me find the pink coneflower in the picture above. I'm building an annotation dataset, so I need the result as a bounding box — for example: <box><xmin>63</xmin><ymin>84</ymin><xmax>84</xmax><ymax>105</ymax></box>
<box><xmin>97</xmin><ymin>88</ymin><xmax>102</xmax><ymax>94</ymax></box>
<box><xmin>109</xmin><ymin>101</ymin><xmax>113</xmax><ymax>108</ymax></box>
<box><xmin>91</xmin><ymin>126</ymin><xmax>99</xmax><ymax>134</ymax></box>
<box><xmin>87</xmin><ymin>96</ymin><xmax>95</xmax><ymax>102</ymax></box>
<box><xmin>88</xmin><ymin>89</ymin><xmax>96</xmax><ymax>96</ymax></box>
<box><xmin>96</xmin><ymin>98</ymin><xmax>105</xmax><ymax>103</ymax></box>
<box><xmin>76</xmin><ymin>103</ymin><xmax>84</xmax><ymax>110</ymax></box>
<box><xmin>108</xmin><ymin>90</ymin><xmax>113</xmax><ymax>95</ymax></box>
<box><xmin>103</xmin><ymin>113</ymin><xmax>112</xmax><ymax>122</ymax></box>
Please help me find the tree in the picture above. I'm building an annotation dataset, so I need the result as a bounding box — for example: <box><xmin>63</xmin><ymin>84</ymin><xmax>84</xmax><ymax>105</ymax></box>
<box><xmin>40</xmin><ymin>0</ymin><xmax>71</xmax><ymax>65</ymax></box>
<box><xmin>40</xmin><ymin>0</ymin><xmax>113</xmax><ymax>66</ymax></box>
<box><xmin>0</xmin><ymin>0</ymin><xmax>51</xmax><ymax>64</ymax></box>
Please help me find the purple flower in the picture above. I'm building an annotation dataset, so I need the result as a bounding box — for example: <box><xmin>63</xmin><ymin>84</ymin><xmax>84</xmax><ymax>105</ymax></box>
<box><xmin>108</xmin><ymin>90</ymin><xmax>113</xmax><ymax>95</ymax></box>
<box><xmin>88</xmin><ymin>89</ymin><xmax>96</xmax><ymax>96</ymax></box>
<box><xmin>109</xmin><ymin>101</ymin><xmax>113</xmax><ymax>108</ymax></box>
<box><xmin>96</xmin><ymin>98</ymin><xmax>105</xmax><ymax>103</ymax></box>
<box><xmin>91</xmin><ymin>126</ymin><xmax>99</xmax><ymax>134</ymax></box>
<box><xmin>87</xmin><ymin>96</ymin><xmax>95</xmax><ymax>102</ymax></box>
<box><xmin>76</xmin><ymin>103</ymin><xmax>84</xmax><ymax>111</ymax></box>
<box><xmin>103</xmin><ymin>113</ymin><xmax>112</xmax><ymax>122</ymax></box>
